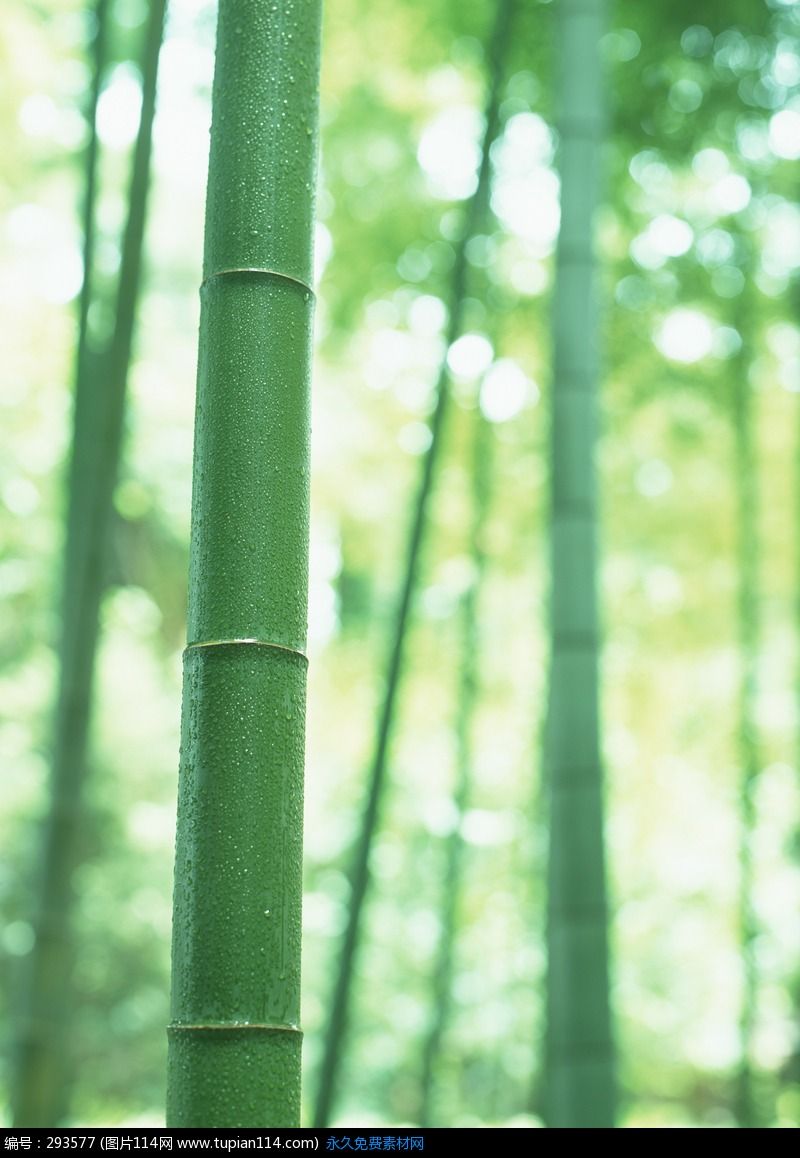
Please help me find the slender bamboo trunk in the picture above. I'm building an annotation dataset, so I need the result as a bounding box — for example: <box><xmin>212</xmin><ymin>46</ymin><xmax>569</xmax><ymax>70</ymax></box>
<box><xmin>791</xmin><ymin>279</ymin><xmax>800</xmax><ymax>1102</ymax></box>
<box><xmin>543</xmin><ymin>0</ymin><xmax>616</xmax><ymax>1129</ymax></box>
<box><xmin>63</xmin><ymin>0</ymin><xmax>109</xmax><ymax>613</ymax></box>
<box><xmin>418</xmin><ymin>407</ymin><xmax>492</xmax><ymax>1127</ymax></box>
<box><xmin>732</xmin><ymin>300</ymin><xmax>762</xmax><ymax>1129</ymax></box>
<box><xmin>13</xmin><ymin>0</ymin><xmax>164</xmax><ymax>1127</ymax></box>
<box><xmin>166</xmin><ymin>0</ymin><xmax>322</xmax><ymax>1128</ymax></box>
<box><xmin>312</xmin><ymin>0</ymin><xmax>515</xmax><ymax>1126</ymax></box>
<box><xmin>792</xmin><ymin>329</ymin><xmax>800</xmax><ymax>1105</ymax></box>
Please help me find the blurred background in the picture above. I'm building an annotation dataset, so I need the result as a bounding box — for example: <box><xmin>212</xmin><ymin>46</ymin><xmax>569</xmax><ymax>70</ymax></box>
<box><xmin>2</xmin><ymin>0</ymin><xmax>800</xmax><ymax>1129</ymax></box>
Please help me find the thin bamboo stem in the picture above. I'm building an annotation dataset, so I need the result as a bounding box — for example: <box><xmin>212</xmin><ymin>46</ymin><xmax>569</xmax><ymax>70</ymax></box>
<box><xmin>418</xmin><ymin>406</ymin><xmax>492</xmax><ymax>1126</ymax></box>
<box><xmin>63</xmin><ymin>0</ymin><xmax>109</xmax><ymax>615</ymax></box>
<box><xmin>312</xmin><ymin>0</ymin><xmax>516</xmax><ymax>1127</ymax></box>
<box><xmin>733</xmin><ymin>292</ymin><xmax>762</xmax><ymax>1129</ymax></box>
<box><xmin>312</xmin><ymin>2</ymin><xmax>515</xmax><ymax>1127</ymax></box>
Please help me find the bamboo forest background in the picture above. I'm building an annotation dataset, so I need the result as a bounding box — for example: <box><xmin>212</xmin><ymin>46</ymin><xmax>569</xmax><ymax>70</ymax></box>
<box><xmin>2</xmin><ymin>0</ymin><xmax>800</xmax><ymax>1129</ymax></box>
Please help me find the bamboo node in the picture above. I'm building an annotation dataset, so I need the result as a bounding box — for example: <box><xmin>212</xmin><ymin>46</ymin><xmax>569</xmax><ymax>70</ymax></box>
<box><xmin>201</xmin><ymin>266</ymin><xmax>315</xmax><ymax>298</ymax></box>
<box><xmin>184</xmin><ymin>638</ymin><xmax>309</xmax><ymax>663</ymax></box>
<box><xmin>168</xmin><ymin>1022</ymin><xmax>302</xmax><ymax>1035</ymax></box>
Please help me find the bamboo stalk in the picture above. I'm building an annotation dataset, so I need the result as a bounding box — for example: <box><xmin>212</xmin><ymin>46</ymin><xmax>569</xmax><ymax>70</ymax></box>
<box><xmin>313</xmin><ymin>0</ymin><xmax>516</xmax><ymax>1127</ymax></box>
<box><xmin>732</xmin><ymin>288</ymin><xmax>763</xmax><ymax>1129</ymax></box>
<box><xmin>13</xmin><ymin>0</ymin><xmax>165</xmax><ymax>1127</ymax></box>
<box><xmin>418</xmin><ymin>405</ymin><xmax>492</xmax><ymax>1126</ymax></box>
<box><xmin>166</xmin><ymin>0</ymin><xmax>322</xmax><ymax>1128</ymax></box>
<box><xmin>544</xmin><ymin>0</ymin><xmax>616</xmax><ymax>1129</ymax></box>
<box><xmin>62</xmin><ymin>0</ymin><xmax>109</xmax><ymax>617</ymax></box>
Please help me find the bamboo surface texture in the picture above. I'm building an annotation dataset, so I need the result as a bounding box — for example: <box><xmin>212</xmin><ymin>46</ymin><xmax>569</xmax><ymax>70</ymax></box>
<box><xmin>167</xmin><ymin>0</ymin><xmax>322</xmax><ymax>1128</ymax></box>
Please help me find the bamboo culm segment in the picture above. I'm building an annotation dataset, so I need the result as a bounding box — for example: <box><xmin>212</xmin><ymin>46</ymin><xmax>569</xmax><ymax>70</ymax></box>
<box><xmin>13</xmin><ymin>0</ymin><xmax>164</xmax><ymax>1127</ymax></box>
<box><xmin>544</xmin><ymin>0</ymin><xmax>616</xmax><ymax>1129</ymax></box>
<box><xmin>167</xmin><ymin>0</ymin><xmax>322</xmax><ymax>1128</ymax></box>
<box><xmin>313</xmin><ymin>0</ymin><xmax>516</xmax><ymax>1128</ymax></box>
<box><xmin>418</xmin><ymin>408</ymin><xmax>492</xmax><ymax>1126</ymax></box>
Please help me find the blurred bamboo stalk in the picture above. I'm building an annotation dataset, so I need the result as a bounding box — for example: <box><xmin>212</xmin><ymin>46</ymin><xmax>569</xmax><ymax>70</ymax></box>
<box><xmin>13</xmin><ymin>0</ymin><xmax>166</xmax><ymax>1127</ymax></box>
<box><xmin>313</xmin><ymin>0</ymin><xmax>516</xmax><ymax>1128</ymax></box>
<box><xmin>733</xmin><ymin>282</ymin><xmax>763</xmax><ymax>1128</ymax></box>
<box><xmin>166</xmin><ymin>0</ymin><xmax>322</xmax><ymax>1127</ymax></box>
<box><xmin>543</xmin><ymin>0</ymin><xmax>616</xmax><ymax>1128</ymax></box>
<box><xmin>417</xmin><ymin>402</ymin><xmax>493</xmax><ymax>1126</ymax></box>
<box><xmin>63</xmin><ymin>0</ymin><xmax>109</xmax><ymax>609</ymax></box>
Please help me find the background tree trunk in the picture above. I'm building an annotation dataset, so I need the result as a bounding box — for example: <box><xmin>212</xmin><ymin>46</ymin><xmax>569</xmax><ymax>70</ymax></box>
<box><xmin>312</xmin><ymin>0</ymin><xmax>515</xmax><ymax>1126</ymax></box>
<box><xmin>418</xmin><ymin>403</ymin><xmax>492</xmax><ymax>1126</ymax></box>
<box><xmin>733</xmin><ymin>286</ymin><xmax>763</xmax><ymax>1129</ymax></box>
<box><xmin>13</xmin><ymin>0</ymin><xmax>165</xmax><ymax>1126</ymax></box>
<box><xmin>544</xmin><ymin>0</ymin><xmax>616</xmax><ymax>1129</ymax></box>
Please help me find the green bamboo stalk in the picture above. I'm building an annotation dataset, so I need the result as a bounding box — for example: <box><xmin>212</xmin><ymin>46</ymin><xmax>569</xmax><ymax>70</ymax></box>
<box><xmin>63</xmin><ymin>0</ymin><xmax>110</xmax><ymax>610</ymax></box>
<box><xmin>792</xmin><ymin>328</ymin><xmax>800</xmax><ymax>1107</ymax></box>
<box><xmin>166</xmin><ymin>0</ymin><xmax>322</xmax><ymax>1128</ymax></box>
<box><xmin>543</xmin><ymin>0</ymin><xmax>616</xmax><ymax>1129</ymax></box>
<box><xmin>12</xmin><ymin>0</ymin><xmax>165</xmax><ymax>1128</ymax></box>
<box><xmin>313</xmin><ymin>0</ymin><xmax>515</xmax><ymax>1127</ymax></box>
<box><xmin>12</xmin><ymin>0</ymin><xmax>109</xmax><ymax>1120</ymax></box>
<box><xmin>417</xmin><ymin>405</ymin><xmax>492</xmax><ymax>1127</ymax></box>
<box><xmin>791</xmin><ymin>284</ymin><xmax>800</xmax><ymax>1104</ymax></box>
<box><xmin>732</xmin><ymin>294</ymin><xmax>763</xmax><ymax>1129</ymax></box>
